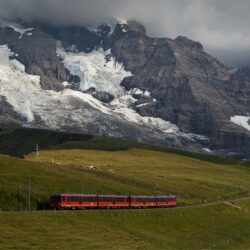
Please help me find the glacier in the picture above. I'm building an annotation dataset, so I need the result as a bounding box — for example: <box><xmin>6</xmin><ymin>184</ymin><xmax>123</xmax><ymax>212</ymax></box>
<box><xmin>231</xmin><ymin>116</ymin><xmax>250</xmax><ymax>132</ymax></box>
<box><xmin>0</xmin><ymin>41</ymin><xmax>208</xmax><ymax>149</ymax></box>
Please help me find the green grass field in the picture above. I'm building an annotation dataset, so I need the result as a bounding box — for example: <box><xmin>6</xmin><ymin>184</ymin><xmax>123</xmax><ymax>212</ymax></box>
<box><xmin>26</xmin><ymin>148</ymin><xmax>250</xmax><ymax>205</ymax></box>
<box><xmin>1</xmin><ymin>128</ymin><xmax>250</xmax><ymax>249</ymax></box>
<box><xmin>1</xmin><ymin>200</ymin><xmax>250</xmax><ymax>249</ymax></box>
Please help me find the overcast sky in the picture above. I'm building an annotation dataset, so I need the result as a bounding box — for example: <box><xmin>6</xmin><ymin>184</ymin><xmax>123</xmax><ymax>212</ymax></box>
<box><xmin>0</xmin><ymin>0</ymin><xmax>249</xmax><ymax>67</ymax></box>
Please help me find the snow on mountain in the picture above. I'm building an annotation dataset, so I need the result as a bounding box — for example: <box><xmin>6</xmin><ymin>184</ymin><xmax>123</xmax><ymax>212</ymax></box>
<box><xmin>0</xmin><ymin>45</ymin><xmax>40</xmax><ymax>121</ymax></box>
<box><xmin>231</xmin><ymin>116</ymin><xmax>250</xmax><ymax>132</ymax></box>
<box><xmin>57</xmin><ymin>45</ymin><xmax>183</xmax><ymax>135</ymax></box>
<box><xmin>0</xmin><ymin>40</ymin><xmax>208</xmax><ymax>147</ymax></box>
<box><xmin>1</xmin><ymin>22</ymin><xmax>33</xmax><ymax>39</ymax></box>
<box><xmin>57</xmin><ymin>46</ymin><xmax>132</xmax><ymax>97</ymax></box>
<box><xmin>0</xmin><ymin>45</ymin><xmax>112</xmax><ymax>127</ymax></box>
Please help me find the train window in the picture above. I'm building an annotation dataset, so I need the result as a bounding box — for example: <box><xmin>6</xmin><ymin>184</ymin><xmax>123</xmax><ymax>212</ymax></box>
<box><xmin>83</xmin><ymin>197</ymin><xmax>90</xmax><ymax>202</ymax></box>
<box><xmin>115</xmin><ymin>197</ymin><xmax>125</xmax><ymax>202</ymax></box>
<box><xmin>103</xmin><ymin>197</ymin><xmax>112</xmax><ymax>202</ymax></box>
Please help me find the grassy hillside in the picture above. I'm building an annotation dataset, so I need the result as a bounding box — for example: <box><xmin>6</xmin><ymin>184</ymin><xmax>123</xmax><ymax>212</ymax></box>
<box><xmin>25</xmin><ymin>148</ymin><xmax>250</xmax><ymax>205</ymax></box>
<box><xmin>0</xmin><ymin>127</ymin><xmax>239</xmax><ymax>166</ymax></box>
<box><xmin>0</xmin><ymin>155</ymin><xmax>153</xmax><ymax>211</ymax></box>
<box><xmin>0</xmin><ymin>140</ymin><xmax>250</xmax><ymax>211</ymax></box>
<box><xmin>1</xmin><ymin>200</ymin><xmax>250</xmax><ymax>249</ymax></box>
<box><xmin>1</xmin><ymin>128</ymin><xmax>250</xmax><ymax>249</ymax></box>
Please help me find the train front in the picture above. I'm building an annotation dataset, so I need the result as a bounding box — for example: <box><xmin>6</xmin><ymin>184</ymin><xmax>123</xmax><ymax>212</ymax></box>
<box><xmin>50</xmin><ymin>194</ymin><xmax>62</xmax><ymax>209</ymax></box>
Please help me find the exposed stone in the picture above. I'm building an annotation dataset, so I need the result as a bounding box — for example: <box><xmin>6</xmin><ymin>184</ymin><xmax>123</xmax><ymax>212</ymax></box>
<box><xmin>9</xmin><ymin>29</ymin><xmax>77</xmax><ymax>91</ymax></box>
<box><xmin>92</xmin><ymin>91</ymin><xmax>114</xmax><ymax>103</ymax></box>
<box><xmin>0</xmin><ymin>27</ymin><xmax>20</xmax><ymax>45</ymax></box>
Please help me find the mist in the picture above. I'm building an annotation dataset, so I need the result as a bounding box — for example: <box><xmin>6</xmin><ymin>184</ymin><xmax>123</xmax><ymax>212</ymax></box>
<box><xmin>0</xmin><ymin>0</ymin><xmax>250</xmax><ymax>67</ymax></box>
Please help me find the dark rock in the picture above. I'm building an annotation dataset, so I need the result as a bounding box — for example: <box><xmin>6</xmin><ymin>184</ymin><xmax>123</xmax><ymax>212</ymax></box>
<box><xmin>109</xmin><ymin>28</ymin><xmax>250</xmax><ymax>150</ymax></box>
<box><xmin>83</xmin><ymin>88</ymin><xmax>114</xmax><ymax>103</ymax></box>
<box><xmin>92</xmin><ymin>91</ymin><xmax>115</xmax><ymax>103</ymax></box>
<box><xmin>0</xmin><ymin>96</ymin><xmax>23</xmax><ymax>127</ymax></box>
<box><xmin>175</xmin><ymin>36</ymin><xmax>203</xmax><ymax>50</ymax></box>
<box><xmin>127</xmin><ymin>20</ymin><xmax>147</xmax><ymax>34</ymax></box>
<box><xmin>224</xmin><ymin>67</ymin><xmax>250</xmax><ymax>106</ymax></box>
<box><xmin>29</xmin><ymin>23</ymin><xmax>103</xmax><ymax>53</ymax></box>
<box><xmin>83</xmin><ymin>87</ymin><xmax>96</xmax><ymax>94</ymax></box>
<box><xmin>9</xmin><ymin>29</ymin><xmax>76</xmax><ymax>91</ymax></box>
<box><xmin>0</xmin><ymin>27</ymin><xmax>20</xmax><ymax>45</ymax></box>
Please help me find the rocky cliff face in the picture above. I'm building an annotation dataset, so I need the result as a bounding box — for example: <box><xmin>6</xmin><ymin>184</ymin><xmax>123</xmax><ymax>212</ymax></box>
<box><xmin>0</xmin><ymin>19</ymin><xmax>250</xmax><ymax>158</ymax></box>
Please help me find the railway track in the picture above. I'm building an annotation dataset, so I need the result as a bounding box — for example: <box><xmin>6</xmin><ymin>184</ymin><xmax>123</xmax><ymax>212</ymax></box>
<box><xmin>1</xmin><ymin>196</ymin><xmax>250</xmax><ymax>213</ymax></box>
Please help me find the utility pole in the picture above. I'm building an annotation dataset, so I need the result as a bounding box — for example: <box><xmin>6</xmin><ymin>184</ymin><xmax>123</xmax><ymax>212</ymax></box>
<box><xmin>36</xmin><ymin>144</ymin><xmax>39</xmax><ymax>158</ymax></box>
<box><xmin>81</xmin><ymin>183</ymin><xmax>84</xmax><ymax>195</ymax></box>
<box><xmin>196</xmin><ymin>184</ymin><xmax>199</xmax><ymax>201</ymax></box>
<box><xmin>28</xmin><ymin>178</ymin><xmax>31</xmax><ymax>211</ymax></box>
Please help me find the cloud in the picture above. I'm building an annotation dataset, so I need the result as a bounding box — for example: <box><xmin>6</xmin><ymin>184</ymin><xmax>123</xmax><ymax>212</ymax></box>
<box><xmin>0</xmin><ymin>0</ymin><xmax>249</xmax><ymax>66</ymax></box>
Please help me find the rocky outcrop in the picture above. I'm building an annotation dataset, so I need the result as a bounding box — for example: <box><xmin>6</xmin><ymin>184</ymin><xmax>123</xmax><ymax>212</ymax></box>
<box><xmin>1</xmin><ymin>20</ymin><xmax>250</xmax><ymax>158</ymax></box>
<box><xmin>9</xmin><ymin>29</ymin><xmax>78</xmax><ymax>91</ymax></box>
<box><xmin>0</xmin><ymin>96</ymin><xmax>23</xmax><ymax>128</ymax></box>
<box><xmin>0</xmin><ymin>27</ymin><xmax>20</xmax><ymax>45</ymax></box>
<box><xmin>224</xmin><ymin>67</ymin><xmax>250</xmax><ymax>107</ymax></box>
<box><xmin>108</xmin><ymin>28</ymin><xmax>250</xmax><ymax>151</ymax></box>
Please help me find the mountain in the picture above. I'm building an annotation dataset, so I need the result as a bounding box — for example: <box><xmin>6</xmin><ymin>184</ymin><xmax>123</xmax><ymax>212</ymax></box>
<box><xmin>0</xmin><ymin>19</ymin><xmax>249</xmax><ymax>159</ymax></box>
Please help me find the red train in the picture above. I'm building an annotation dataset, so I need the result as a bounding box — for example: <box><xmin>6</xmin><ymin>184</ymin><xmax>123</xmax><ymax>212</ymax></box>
<box><xmin>50</xmin><ymin>194</ymin><xmax>177</xmax><ymax>210</ymax></box>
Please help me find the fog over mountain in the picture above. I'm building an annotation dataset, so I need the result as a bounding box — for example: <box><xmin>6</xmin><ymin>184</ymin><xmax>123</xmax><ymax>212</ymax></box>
<box><xmin>0</xmin><ymin>0</ymin><xmax>249</xmax><ymax>66</ymax></box>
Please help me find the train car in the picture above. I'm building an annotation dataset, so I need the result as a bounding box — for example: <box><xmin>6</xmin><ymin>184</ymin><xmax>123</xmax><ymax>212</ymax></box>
<box><xmin>155</xmin><ymin>196</ymin><xmax>177</xmax><ymax>208</ymax></box>
<box><xmin>130</xmin><ymin>196</ymin><xmax>156</xmax><ymax>208</ymax></box>
<box><xmin>128</xmin><ymin>196</ymin><xmax>177</xmax><ymax>208</ymax></box>
<box><xmin>50</xmin><ymin>194</ymin><xmax>98</xmax><ymax>210</ymax></box>
<box><xmin>50</xmin><ymin>194</ymin><xmax>177</xmax><ymax>210</ymax></box>
<box><xmin>98</xmin><ymin>195</ymin><xmax>129</xmax><ymax>209</ymax></box>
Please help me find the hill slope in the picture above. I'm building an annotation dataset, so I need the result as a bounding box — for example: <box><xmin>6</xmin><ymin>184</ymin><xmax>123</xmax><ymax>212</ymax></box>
<box><xmin>1</xmin><ymin>200</ymin><xmax>250</xmax><ymax>249</ymax></box>
<box><xmin>0</xmin><ymin>142</ymin><xmax>250</xmax><ymax>210</ymax></box>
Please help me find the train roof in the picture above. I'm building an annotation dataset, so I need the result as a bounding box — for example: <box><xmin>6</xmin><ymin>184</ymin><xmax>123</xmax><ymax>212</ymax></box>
<box><xmin>51</xmin><ymin>194</ymin><xmax>176</xmax><ymax>197</ymax></box>
<box><xmin>51</xmin><ymin>194</ymin><xmax>129</xmax><ymax>197</ymax></box>
<box><xmin>130</xmin><ymin>195</ymin><xmax>176</xmax><ymax>198</ymax></box>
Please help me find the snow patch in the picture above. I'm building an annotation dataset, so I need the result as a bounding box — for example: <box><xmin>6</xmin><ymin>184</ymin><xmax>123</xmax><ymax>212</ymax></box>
<box><xmin>203</xmin><ymin>148</ymin><xmax>212</xmax><ymax>153</ymax></box>
<box><xmin>110</xmin><ymin>96</ymin><xmax>179</xmax><ymax>134</ymax></box>
<box><xmin>0</xmin><ymin>44</ymin><xmax>208</xmax><ymax>145</ymax></box>
<box><xmin>57</xmin><ymin>46</ymin><xmax>132</xmax><ymax>97</ymax></box>
<box><xmin>128</xmin><ymin>88</ymin><xmax>152</xmax><ymax>97</ymax></box>
<box><xmin>0</xmin><ymin>45</ymin><xmax>40</xmax><ymax>121</ymax></box>
<box><xmin>57</xmin><ymin>45</ymin><xmax>199</xmax><ymax>138</ymax></box>
<box><xmin>231</xmin><ymin>116</ymin><xmax>250</xmax><ymax>132</ymax></box>
<box><xmin>2</xmin><ymin>22</ymin><xmax>34</xmax><ymax>39</ymax></box>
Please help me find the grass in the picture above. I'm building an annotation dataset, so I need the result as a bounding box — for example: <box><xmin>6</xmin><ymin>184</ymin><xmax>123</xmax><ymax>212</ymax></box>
<box><xmin>1</xmin><ymin>129</ymin><xmax>250</xmax><ymax>249</ymax></box>
<box><xmin>25</xmin><ymin>148</ymin><xmax>250</xmax><ymax>206</ymax></box>
<box><xmin>0</xmin><ymin>155</ymin><xmax>153</xmax><ymax>211</ymax></box>
<box><xmin>0</xmin><ymin>127</ymin><xmax>240</xmax><ymax>166</ymax></box>
<box><xmin>1</xmin><ymin>201</ymin><xmax>250</xmax><ymax>249</ymax></box>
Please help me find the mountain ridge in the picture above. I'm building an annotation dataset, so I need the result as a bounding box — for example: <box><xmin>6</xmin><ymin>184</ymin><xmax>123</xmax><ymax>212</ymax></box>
<box><xmin>0</xmin><ymin>19</ymin><xmax>249</xmax><ymax>159</ymax></box>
